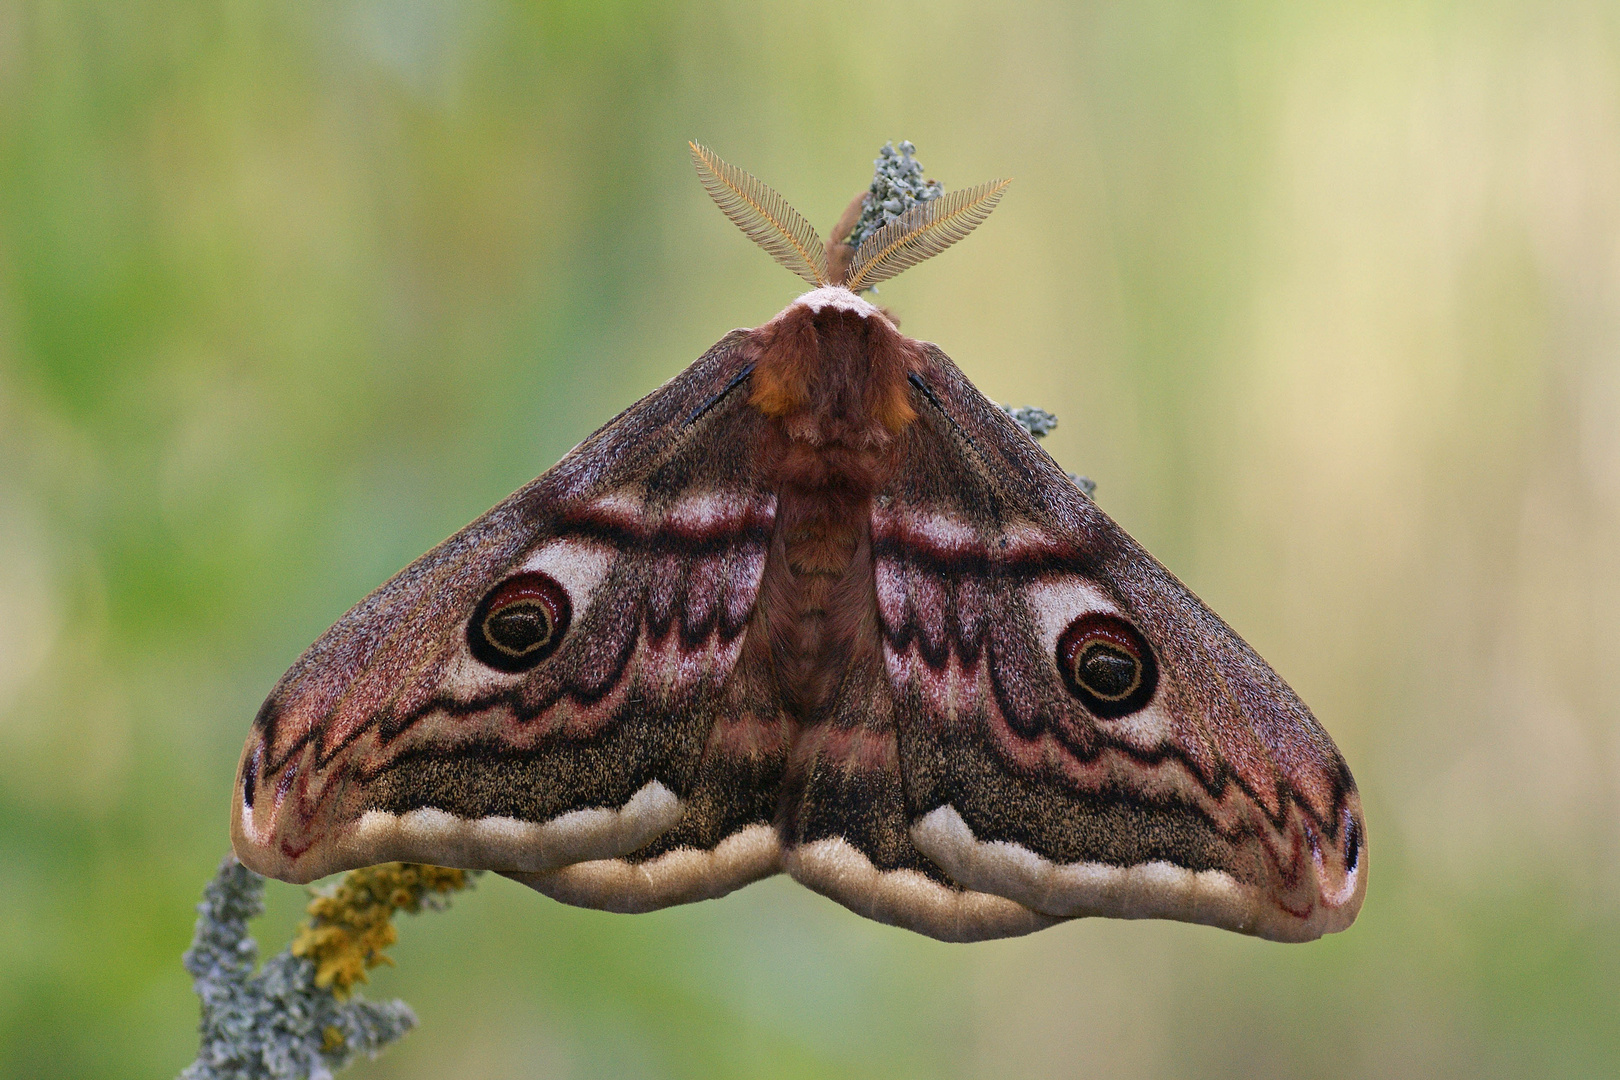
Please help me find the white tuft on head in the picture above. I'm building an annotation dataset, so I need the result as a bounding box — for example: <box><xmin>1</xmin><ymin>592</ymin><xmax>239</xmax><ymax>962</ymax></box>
<box><xmin>790</xmin><ymin>286</ymin><xmax>882</xmax><ymax>319</ymax></box>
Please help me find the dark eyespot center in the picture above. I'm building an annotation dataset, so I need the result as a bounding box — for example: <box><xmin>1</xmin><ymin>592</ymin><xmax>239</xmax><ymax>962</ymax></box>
<box><xmin>467</xmin><ymin>571</ymin><xmax>571</xmax><ymax>673</ymax></box>
<box><xmin>1077</xmin><ymin>642</ymin><xmax>1140</xmax><ymax>700</ymax></box>
<box><xmin>485</xmin><ymin>602</ymin><xmax>552</xmax><ymax>656</ymax></box>
<box><xmin>1056</xmin><ymin>613</ymin><xmax>1158</xmax><ymax>718</ymax></box>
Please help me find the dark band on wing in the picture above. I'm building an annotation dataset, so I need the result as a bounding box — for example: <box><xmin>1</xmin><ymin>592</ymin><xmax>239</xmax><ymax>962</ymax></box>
<box><xmin>870</xmin><ymin>535</ymin><xmax>1106</xmax><ymax>588</ymax></box>
<box><xmin>898</xmin><ymin>704</ymin><xmax>1237</xmax><ymax>871</ymax></box>
<box><xmin>355</xmin><ymin>685</ymin><xmax>718</xmax><ymax>823</ymax></box>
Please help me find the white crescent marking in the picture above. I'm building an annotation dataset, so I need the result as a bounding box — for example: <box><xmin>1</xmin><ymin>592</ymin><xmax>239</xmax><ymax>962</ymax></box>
<box><xmin>511</xmin><ymin>823</ymin><xmax>783</xmax><ymax>912</ymax></box>
<box><xmin>233</xmin><ymin>779</ymin><xmax>685</xmax><ymax>882</ymax></box>
<box><xmin>911</xmin><ymin>804</ymin><xmax>1361</xmax><ymax>943</ymax></box>
<box><xmin>785</xmin><ymin>837</ymin><xmax>1059</xmax><ymax>942</ymax></box>
<box><xmin>517</xmin><ymin>536</ymin><xmax>615</xmax><ymax>602</ymax></box>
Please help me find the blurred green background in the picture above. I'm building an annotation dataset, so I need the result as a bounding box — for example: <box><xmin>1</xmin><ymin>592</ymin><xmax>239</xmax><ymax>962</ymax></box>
<box><xmin>2</xmin><ymin>1</ymin><xmax>1618</xmax><ymax>1076</ymax></box>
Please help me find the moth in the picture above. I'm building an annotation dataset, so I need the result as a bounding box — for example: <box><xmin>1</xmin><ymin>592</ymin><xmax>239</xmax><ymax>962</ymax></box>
<box><xmin>232</xmin><ymin>144</ymin><xmax>1365</xmax><ymax>942</ymax></box>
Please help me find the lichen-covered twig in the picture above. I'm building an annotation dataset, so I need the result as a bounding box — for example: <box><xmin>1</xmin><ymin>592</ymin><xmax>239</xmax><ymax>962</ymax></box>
<box><xmin>1002</xmin><ymin>404</ymin><xmax>1058</xmax><ymax>440</ymax></box>
<box><xmin>848</xmin><ymin>140</ymin><xmax>945</xmax><ymax>252</ymax></box>
<box><xmin>180</xmin><ymin>856</ymin><xmax>475</xmax><ymax>1080</ymax></box>
<box><xmin>293</xmin><ymin>863</ymin><xmax>475</xmax><ymax>998</ymax></box>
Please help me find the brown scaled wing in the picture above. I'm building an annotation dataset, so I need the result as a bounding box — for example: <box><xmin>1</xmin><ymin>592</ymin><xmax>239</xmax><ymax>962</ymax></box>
<box><xmin>233</xmin><ymin>332</ymin><xmax>791</xmax><ymax>904</ymax></box>
<box><xmin>865</xmin><ymin>348</ymin><xmax>1365</xmax><ymax>941</ymax></box>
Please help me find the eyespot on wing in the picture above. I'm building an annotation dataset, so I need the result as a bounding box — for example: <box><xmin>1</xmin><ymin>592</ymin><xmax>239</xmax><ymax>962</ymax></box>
<box><xmin>1057</xmin><ymin>612</ymin><xmax>1158</xmax><ymax>718</ymax></box>
<box><xmin>467</xmin><ymin>571</ymin><xmax>572</xmax><ymax>673</ymax></box>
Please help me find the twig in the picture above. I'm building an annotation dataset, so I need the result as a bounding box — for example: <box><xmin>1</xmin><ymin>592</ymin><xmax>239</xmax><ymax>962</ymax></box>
<box><xmin>179</xmin><ymin>855</ymin><xmax>475</xmax><ymax>1080</ymax></box>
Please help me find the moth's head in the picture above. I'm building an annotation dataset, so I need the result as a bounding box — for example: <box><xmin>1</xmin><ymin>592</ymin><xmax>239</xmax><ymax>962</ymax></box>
<box><xmin>690</xmin><ymin>141</ymin><xmax>1010</xmax><ymax>297</ymax></box>
<box><xmin>785</xmin><ymin>284</ymin><xmax>884</xmax><ymax>322</ymax></box>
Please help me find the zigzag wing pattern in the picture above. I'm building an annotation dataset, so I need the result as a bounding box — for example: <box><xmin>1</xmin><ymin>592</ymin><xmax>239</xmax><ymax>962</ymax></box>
<box><xmin>232</xmin><ymin>333</ymin><xmax>791</xmax><ymax>906</ymax></box>
<box><xmin>871</xmin><ymin>350</ymin><xmax>1366</xmax><ymax>942</ymax></box>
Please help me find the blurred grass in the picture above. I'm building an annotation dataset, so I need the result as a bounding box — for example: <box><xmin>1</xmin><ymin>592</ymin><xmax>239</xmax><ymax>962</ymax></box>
<box><xmin>1</xmin><ymin>1</ymin><xmax>1618</xmax><ymax>1077</ymax></box>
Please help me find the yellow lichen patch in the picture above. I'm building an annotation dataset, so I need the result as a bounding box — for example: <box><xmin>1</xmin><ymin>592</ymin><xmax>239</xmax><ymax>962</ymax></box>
<box><xmin>291</xmin><ymin>863</ymin><xmax>474</xmax><ymax>998</ymax></box>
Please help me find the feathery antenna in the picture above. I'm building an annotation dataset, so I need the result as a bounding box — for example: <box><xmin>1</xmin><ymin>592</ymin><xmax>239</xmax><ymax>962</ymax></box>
<box><xmin>844</xmin><ymin>178</ymin><xmax>1011</xmax><ymax>292</ymax></box>
<box><xmin>690</xmin><ymin>143</ymin><xmax>828</xmax><ymax>287</ymax></box>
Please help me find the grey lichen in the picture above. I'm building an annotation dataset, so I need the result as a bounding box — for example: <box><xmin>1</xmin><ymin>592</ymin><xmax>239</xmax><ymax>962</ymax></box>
<box><xmin>1001</xmin><ymin>404</ymin><xmax>1097</xmax><ymax>497</ymax></box>
<box><xmin>180</xmin><ymin>856</ymin><xmax>416</xmax><ymax>1080</ymax></box>
<box><xmin>848</xmin><ymin>140</ymin><xmax>944</xmax><ymax>251</ymax></box>
<box><xmin>1001</xmin><ymin>404</ymin><xmax>1058</xmax><ymax>440</ymax></box>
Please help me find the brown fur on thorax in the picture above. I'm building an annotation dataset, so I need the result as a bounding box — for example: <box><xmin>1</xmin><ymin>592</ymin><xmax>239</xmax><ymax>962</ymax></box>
<box><xmin>746</xmin><ymin>302</ymin><xmax>923</xmax><ymax>720</ymax></box>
